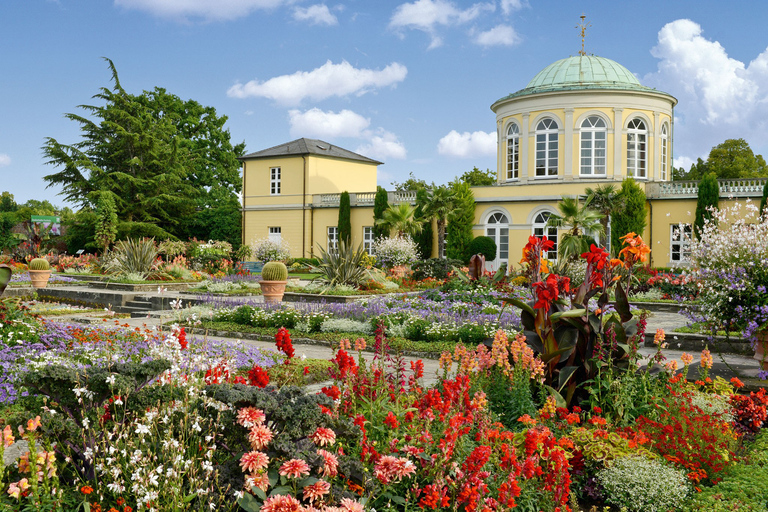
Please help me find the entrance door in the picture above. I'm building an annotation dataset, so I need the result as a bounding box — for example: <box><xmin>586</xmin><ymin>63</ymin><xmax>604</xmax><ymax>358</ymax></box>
<box><xmin>485</xmin><ymin>212</ymin><xmax>509</xmax><ymax>272</ymax></box>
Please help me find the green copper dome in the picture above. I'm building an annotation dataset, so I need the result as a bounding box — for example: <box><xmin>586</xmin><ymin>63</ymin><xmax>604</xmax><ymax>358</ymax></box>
<box><xmin>493</xmin><ymin>55</ymin><xmax>671</xmax><ymax>105</ymax></box>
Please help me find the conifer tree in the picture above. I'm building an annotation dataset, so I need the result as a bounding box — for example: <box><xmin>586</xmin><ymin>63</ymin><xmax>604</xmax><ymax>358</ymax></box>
<box><xmin>760</xmin><ymin>181</ymin><xmax>768</xmax><ymax>219</ymax></box>
<box><xmin>610</xmin><ymin>179</ymin><xmax>647</xmax><ymax>255</ymax></box>
<box><xmin>338</xmin><ymin>191</ymin><xmax>351</xmax><ymax>245</ymax></box>
<box><xmin>446</xmin><ymin>182</ymin><xmax>475</xmax><ymax>262</ymax></box>
<box><xmin>373</xmin><ymin>186</ymin><xmax>389</xmax><ymax>240</ymax></box>
<box><xmin>94</xmin><ymin>192</ymin><xmax>118</xmax><ymax>254</ymax></box>
<box><xmin>694</xmin><ymin>172</ymin><xmax>720</xmax><ymax>239</ymax></box>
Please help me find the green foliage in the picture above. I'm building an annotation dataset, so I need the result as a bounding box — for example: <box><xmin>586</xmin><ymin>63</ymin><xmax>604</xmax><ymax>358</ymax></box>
<box><xmin>377</xmin><ymin>203</ymin><xmax>422</xmax><ymax>238</ymax></box>
<box><xmin>446</xmin><ymin>182</ymin><xmax>475</xmax><ymax>262</ymax></box>
<box><xmin>28</xmin><ymin>258</ymin><xmax>50</xmax><ymax>270</ymax></box>
<box><xmin>422</xmin><ymin>185</ymin><xmax>455</xmax><ymax>260</ymax></box>
<box><xmin>694</xmin><ymin>172</ymin><xmax>720</xmax><ymax>239</ymax></box>
<box><xmin>390</xmin><ymin>172</ymin><xmax>429</xmax><ymax>191</ymax></box>
<box><xmin>261</xmin><ymin>261</ymin><xmax>288</xmax><ymax>281</ymax></box>
<box><xmin>468</xmin><ymin>236</ymin><xmax>497</xmax><ymax>261</ymax></box>
<box><xmin>761</xmin><ymin>181</ymin><xmax>768</xmax><ymax>218</ymax></box>
<box><xmin>373</xmin><ymin>186</ymin><xmax>389</xmax><ymax>241</ymax></box>
<box><xmin>413</xmin><ymin>188</ymin><xmax>433</xmax><ymax>260</ymax></box>
<box><xmin>611</xmin><ymin>179</ymin><xmax>647</xmax><ymax>256</ymax></box>
<box><xmin>411</xmin><ymin>258</ymin><xmax>463</xmax><ymax>280</ymax></box>
<box><xmin>705</xmin><ymin>138</ymin><xmax>768</xmax><ymax>179</ymax></box>
<box><xmin>455</xmin><ymin>166</ymin><xmax>496</xmax><ymax>186</ymax></box>
<box><xmin>338</xmin><ymin>191</ymin><xmax>351</xmax><ymax>245</ymax></box>
<box><xmin>94</xmin><ymin>192</ymin><xmax>118</xmax><ymax>253</ymax></box>
<box><xmin>103</xmin><ymin>237</ymin><xmax>159</xmax><ymax>278</ymax></box>
<box><xmin>42</xmin><ymin>58</ymin><xmax>244</xmax><ymax>242</ymax></box>
<box><xmin>598</xmin><ymin>455</ymin><xmax>691</xmax><ymax>512</ymax></box>
<box><xmin>311</xmin><ymin>241</ymin><xmax>370</xmax><ymax>288</ymax></box>
<box><xmin>548</xmin><ymin>196</ymin><xmax>605</xmax><ymax>261</ymax></box>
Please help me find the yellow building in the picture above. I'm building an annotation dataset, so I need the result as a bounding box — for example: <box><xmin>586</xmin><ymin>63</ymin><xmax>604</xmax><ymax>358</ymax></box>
<box><xmin>241</xmin><ymin>55</ymin><xmax>768</xmax><ymax>269</ymax></box>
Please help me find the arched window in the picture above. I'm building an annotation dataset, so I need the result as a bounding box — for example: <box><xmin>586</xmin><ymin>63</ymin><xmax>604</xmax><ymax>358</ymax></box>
<box><xmin>532</xmin><ymin>211</ymin><xmax>558</xmax><ymax>260</ymax></box>
<box><xmin>535</xmin><ymin>118</ymin><xmax>559</xmax><ymax>177</ymax></box>
<box><xmin>627</xmin><ymin>118</ymin><xmax>647</xmax><ymax>178</ymax></box>
<box><xmin>580</xmin><ymin>116</ymin><xmax>607</xmax><ymax>176</ymax></box>
<box><xmin>506</xmin><ymin>123</ymin><xmax>520</xmax><ymax>180</ymax></box>
<box><xmin>485</xmin><ymin>212</ymin><xmax>509</xmax><ymax>270</ymax></box>
<box><xmin>660</xmin><ymin>123</ymin><xmax>669</xmax><ymax>181</ymax></box>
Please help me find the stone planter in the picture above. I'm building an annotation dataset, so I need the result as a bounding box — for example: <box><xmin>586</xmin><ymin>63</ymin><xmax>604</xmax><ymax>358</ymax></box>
<box><xmin>28</xmin><ymin>269</ymin><xmax>52</xmax><ymax>289</ymax></box>
<box><xmin>259</xmin><ymin>280</ymin><xmax>287</xmax><ymax>303</ymax></box>
<box><xmin>753</xmin><ymin>331</ymin><xmax>768</xmax><ymax>371</ymax></box>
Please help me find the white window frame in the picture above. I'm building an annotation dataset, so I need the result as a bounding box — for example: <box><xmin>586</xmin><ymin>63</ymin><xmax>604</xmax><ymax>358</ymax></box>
<box><xmin>327</xmin><ymin>226</ymin><xmax>339</xmax><ymax>255</ymax></box>
<box><xmin>535</xmin><ymin>118</ymin><xmax>559</xmax><ymax>178</ymax></box>
<box><xmin>270</xmin><ymin>167</ymin><xmax>281</xmax><ymax>195</ymax></box>
<box><xmin>532</xmin><ymin>211</ymin><xmax>558</xmax><ymax>261</ymax></box>
<box><xmin>580</xmin><ymin>116</ymin><xmax>607</xmax><ymax>176</ymax></box>
<box><xmin>506</xmin><ymin>123</ymin><xmax>520</xmax><ymax>181</ymax></box>
<box><xmin>363</xmin><ymin>226</ymin><xmax>374</xmax><ymax>256</ymax></box>
<box><xmin>670</xmin><ymin>223</ymin><xmax>692</xmax><ymax>263</ymax></box>
<box><xmin>627</xmin><ymin>119</ymin><xmax>647</xmax><ymax>179</ymax></box>
<box><xmin>485</xmin><ymin>212</ymin><xmax>509</xmax><ymax>270</ymax></box>
<box><xmin>268</xmin><ymin>227</ymin><xmax>281</xmax><ymax>243</ymax></box>
<box><xmin>660</xmin><ymin>124</ymin><xmax>669</xmax><ymax>181</ymax></box>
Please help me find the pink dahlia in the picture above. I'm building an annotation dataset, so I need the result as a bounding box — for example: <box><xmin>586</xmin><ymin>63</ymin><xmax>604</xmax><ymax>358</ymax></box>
<box><xmin>260</xmin><ymin>494</ymin><xmax>302</xmax><ymax>512</ymax></box>
<box><xmin>317</xmin><ymin>449</ymin><xmax>339</xmax><ymax>477</ymax></box>
<box><xmin>240</xmin><ymin>450</ymin><xmax>270</xmax><ymax>472</ymax></box>
<box><xmin>310</xmin><ymin>427</ymin><xmax>336</xmax><ymax>447</ymax></box>
<box><xmin>279</xmin><ymin>458</ymin><xmax>311</xmax><ymax>479</ymax></box>
<box><xmin>248</xmin><ymin>425</ymin><xmax>274</xmax><ymax>450</ymax></box>
<box><xmin>302</xmin><ymin>480</ymin><xmax>331</xmax><ymax>503</ymax></box>
<box><xmin>237</xmin><ymin>407</ymin><xmax>266</xmax><ymax>428</ymax></box>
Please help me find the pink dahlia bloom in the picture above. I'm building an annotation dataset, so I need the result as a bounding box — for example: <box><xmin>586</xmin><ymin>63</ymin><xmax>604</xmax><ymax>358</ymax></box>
<box><xmin>279</xmin><ymin>458</ymin><xmax>311</xmax><ymax>479</ymax></box>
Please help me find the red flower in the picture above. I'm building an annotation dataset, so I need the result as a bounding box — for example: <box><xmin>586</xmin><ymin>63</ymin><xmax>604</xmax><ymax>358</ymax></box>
<box><xmin>384</xmin><ymin>411</ymin><xmax>399</xmax><ymax>429</ymax></box>
<box><xmin>532</xmin><ymin>274</ymin><xmax>559</xmax><ymax>310</ymax></box>
<box><xmin>321</xmin><ymin>385</ymin><xmax>341</xmax><ymax>400</ymax></box>
<box><xmin>177</xmin><ymin>326</ymin><xmax>187</xmax><ymax>350</ymax></box>
<box><xmin>248</xmin><ymin>366</ymin><xmax>270</xmax><ymax>388</ymax></box>
<box><xmin>275</xmin><ymin>327</ymin><xmax>295</xmax><ymax>360</ymax></box>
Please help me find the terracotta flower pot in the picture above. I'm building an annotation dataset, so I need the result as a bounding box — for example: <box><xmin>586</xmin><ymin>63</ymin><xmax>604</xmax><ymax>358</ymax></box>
<box><xmin>259</xmin><ymin>280</ymin><xmax>287</xmax><ymax>303</ymax></box>
<box><xmin>754</xmin><ymin>331</ymin><xmax>768</xmax><ymax>371</ymax></box>
<box><xmin>28</xmin><ymin>269</ymin><xmax>52</xmax><ymax>289</ymax></box>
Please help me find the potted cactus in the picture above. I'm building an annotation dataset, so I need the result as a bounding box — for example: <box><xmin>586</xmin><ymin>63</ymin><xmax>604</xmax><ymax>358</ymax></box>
<box><xmin>259</xmin><ymin>261</ymin><xmax>288</xmax><ymax>303</ymax></box>
<box><xmin>28</xmin><ymin>257</ymin><xmax>52</xmax><ymax>289</ymax></box>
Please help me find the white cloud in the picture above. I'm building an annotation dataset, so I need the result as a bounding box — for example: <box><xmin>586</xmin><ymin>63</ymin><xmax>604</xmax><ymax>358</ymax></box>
<box><xmin>500</xmin><ymin>0</ymin><xmax>525</xmax><ymax>15</ymax></box>
<box><xmin>644</xmin><ymin>19</ymin><xmax>768</xmax><ymax>164</ymax></box>
<box><xmin>474</xmin><ymin>24</ymin><xmax>520</xmax><ymax>47</ymax></box>
<box><xmin>293</xmin><ymin>4</ymin><xmax>338</xmax><ymax>26</ymax></box>
<box><xmin>0</xmin><ymin>154</ymin><xmax>10</xmax><ymax>167</ymax></box>
<box><xmin>227</xmin><ymin>60</ymin><xmax>408</xmax><ymax>105</ymax></box>
<box><xmin>389</xmin><ymin>0</ymin><xmax>494</xmax><ymax>49</ymax></box>
<box><xmin>673</xmin><ymin>155</ymin><xmax>695</xmax><ymax>170</ymax></box>
<box><xmin>288</xmin><ymin>108</ymin><xmax>370</xmax><ymax>138</ymax></box>
<box><xmin>114</xmin><ymin>0</ymin><xmax>285</xmax><ymax>21</ymax></box>
<box><xmin>437</xmin><ymin>130</ymin><xmax>496</xmax><ymax>158</ymax></box>
<box><xmin>356</xmin><ymin>130</ymin><xmax>407</xmax><ymax>160</ymax></box>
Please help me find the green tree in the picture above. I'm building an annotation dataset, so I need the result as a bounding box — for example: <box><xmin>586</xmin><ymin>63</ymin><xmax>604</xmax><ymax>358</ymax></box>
<box><xmin>456</xmin><ymin>167</ymin><xmax>496</xmax><ymax>186</ymax></box>
<box><xmin>338</xmin><ymin>191</ymin><xmax>351</xmax><ymax>245</ymax></box>
<box><xmin>611</xmin><ymin>179</ymin><xmax>647</xmax><ymax>255</ymax></box>
<box><xmin>446</xmin><ymin>182</ymin><xmax>475</xmax><ymax>262</ymax></box>
<box><xmin>694</xmin><ymin>172</ymin><xmax>720</xmax><ymax>239</ymax></box>
<box><xmin>414</xmin><ymin>188</ymin><xmax>434</xmax><ymax>259</ymax></box>
<box><xmin>584</xmin><ymin>184</ymin><xmax>623</xmax><ymax>250</ymax></box>
<box><xmin>422</xmin><ymin>185</ymin><xmax>455</xmax><ymax>259</ymax></box>
<box><xmin>376</xmin><ymin>203</ymin><xmax>422</xmax><ymax>238</ymax></box>
<box><xmin>391</xmin><ymin>172</ymin><xmax>429</xmax><ymax>191</ymax></box>
<box><xmin>547</xmin><ymin>196</ymin><xmax>604</xmax><ymax>262</ymax></box>
<box><xmin>42</xmin><ymin>59</ymin><xmax>244</xmax><ymax>244</ymax></box>
<box><xmin>760</xmin><ymin>181</ymin><xmax>768</xmax><ymax>219</ymax></box>
<box><xmin>94</xmin><ymin>192</ymin><xmax>118</xmax><ymax>253</ymax></box>
<box><xmin>373</xmin><ymin>186</ymin><xmax>389</xmax><ymax>240</ymax></box>
<box><xmin>0</xmin><ymin>192</ymin><xmax>18</xmax><ymax>213</ymax></box>
<box><xmin>704</xmin><ymin>139</ymin><xmax>768</xmax><ymax>179</ymax></box>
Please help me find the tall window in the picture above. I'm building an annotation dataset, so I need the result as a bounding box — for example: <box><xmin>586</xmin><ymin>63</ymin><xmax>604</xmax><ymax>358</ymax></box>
<box><xmin>327</xmin><ymin>227</ymin><xmax>338</xmax><ymax>255</ymax></box>
<box><xmin>580</xmin><ymin>116</ymin><xmax>607</xmax><ymax>176</ymax></box>
<box><xmin>660</xmin><ymin>124</ymin><xmax>669</xmax><ymax>181</ymax></box>
<box><xmin>670</xmin><ymin>223</ymin><xmax>692</xmax><ymax>263</ymax></box>
<box><xmin>363</xmin><ymin>227</ymin><xmax>374</xmax><ymax>256</ymax></box>
<box><xmin>270</xmin><ymin>167</ymin><xmax>281</xmax><ymax>195</ymax></box>
<box><xmin>532</xmin><ymin>212</ymin><xmax>558</xmax><ymax>260</ymax></box>
<box><xmin>485</xmin><ymin>212</ymin><xmax>509</xmax><ymax>267</ymax></box>
<box><xmin>506</xmin><ymin>123</ymin><xmax>520</xmax><ymax>180</ymax></box>
<box><xmin>268</xmin><ymin>227</ymin><xmax>281</xmax><ymax>243</ymax></box>
<box><xmin>627</xmin><ymin>119</ymin><xmax>647</xmax><ymax>178</ymax></box>
<box><xmin>535</xmin><ymin>119</ymin><xmax>559</xmax><ymax>177</ymax></box>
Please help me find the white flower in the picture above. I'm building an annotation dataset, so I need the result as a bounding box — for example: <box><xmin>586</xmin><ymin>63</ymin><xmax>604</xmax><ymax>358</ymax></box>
<box><xmin>82</xmin><ymin>418</ymin><xmax>90</xmax><ymax>428</ymax></box>
<box><xmin>105</xmin><ymin>374</ymin><xmax>116</xmax><ymax>385</ymax></box>
<box><xmin>135</xmin><ymin>423</ymin><xmax>151</xmax><ymax>435</ymax></box>
<box><xmin>202</xmin><ymin>460</ymin><xmax>213</xmax><ymax>473</ymax></box>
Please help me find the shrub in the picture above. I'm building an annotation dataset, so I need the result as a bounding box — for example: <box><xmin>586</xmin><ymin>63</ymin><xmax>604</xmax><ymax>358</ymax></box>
<box><xmin>372</xmin><ymin>236</ymin><xmax>418</xmax><ymax>268</ymax></box>
<box><xmin>611</xmin><ymin>179</ymin><xmax>647</xmax><ymax>256</ymax></box>
<box><xmin>311</xmin><ymin>241</ymin><xmax>370</xmax><ymax>288</ymax></box>
<box><xmin>320</xmin><ymin>318</ymin><xmax>373</xmax><ymax>335</ymax></box>
<box><xmin>338</xmin><ymin>191</ymin><xmax>351</xmax><ymax>245</ymax></box>
<box><xmin>468</xmin><ymin>236</ymin><xmax>497</xmax><ymax>261</ymax></box>
<box><xmin>251</xmin><ymin>237</ymin><xmax>291</xmax><ymax>262</ymax></box>
<box><xmin>446</xmin><ymin>182</ymin><xmax>475</xmax><ymax>262</ymax></box>
<box><xmin>598</xmin><ymin>455</ymin><xmax>691</xmax><ymax>512</ymax></box>
<box><xmin>694</xmin><ymin>172</ymin><xmax>719</xmax><ymax>239</ymax></box>
<box><xmin>102</xmin><ymin>238</ymin><xmax>158</xmax><ymax>278</ymax></box>
<box><xmin>412</xmin><ymin>258</ymin><xmax>463</xmax><ymax>280</ymax></box>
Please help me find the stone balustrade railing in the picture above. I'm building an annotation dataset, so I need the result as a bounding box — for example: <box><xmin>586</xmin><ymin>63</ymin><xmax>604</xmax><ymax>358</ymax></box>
<box><xmin>647</xmin><ymin>177</ymin><xmax>768</xmax><ymax>198</ymax></box>
<box><xmin>316</xmin><ymin>190</ymin><xmax>418</xmax><ymax>207</ymax></box>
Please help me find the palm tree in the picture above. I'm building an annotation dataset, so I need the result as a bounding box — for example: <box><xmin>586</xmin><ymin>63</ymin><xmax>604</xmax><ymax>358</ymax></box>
<box><xmin>546</xmin><ymin>195</ymin><xmax>605</xmax><ymax>262</ymax></box>
<box><xmin>421</xmin><ymin>185</ymin><xmax>455</xmax><ymax>259</ymax></box>
<box><xmin>376</xmin><ymin>203</ymin><xmax>422</xmax><ymax>238</ymax></box>
<box><xmin>584</xmin><ymin>184</ymin><xmax>624</xmax><ymax>251</ymax></box>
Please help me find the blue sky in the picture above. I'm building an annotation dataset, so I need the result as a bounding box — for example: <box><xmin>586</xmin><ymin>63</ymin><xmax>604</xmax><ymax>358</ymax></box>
<box><xmin>3</xmin><ymin>0</ymin><xmax>768</xmax><ymax>208</ymax></box>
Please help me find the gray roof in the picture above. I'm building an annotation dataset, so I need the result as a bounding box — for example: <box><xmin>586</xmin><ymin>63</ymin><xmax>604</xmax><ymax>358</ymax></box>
<box><xmin>239</xmin><ymin>138</ymin><xmax>383</xmax><ymax>165</ymax></box>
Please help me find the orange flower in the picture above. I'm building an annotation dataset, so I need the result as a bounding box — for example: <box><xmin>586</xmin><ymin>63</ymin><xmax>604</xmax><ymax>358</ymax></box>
<box><xmin>81</xmin><ymin>486</ymin><xmax>94</xmax><ymax>495</ymax></box>
<box><xmin>618</xmin><ymin>232</ymin><xmax>650</xmax><ymax>267</ymax></box>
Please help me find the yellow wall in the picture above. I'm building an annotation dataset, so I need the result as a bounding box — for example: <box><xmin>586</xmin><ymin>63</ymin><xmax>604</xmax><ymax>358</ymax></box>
<box><xmin>308</xmin><ymin>157</ymin><xmax>377</xmax><ymax>195</ymax></box>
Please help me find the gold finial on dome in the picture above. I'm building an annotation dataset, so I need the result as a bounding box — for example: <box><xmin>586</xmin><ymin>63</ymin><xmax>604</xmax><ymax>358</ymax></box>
<box><xmin>577</xmin><ymin>14</ymin><xmax>590</xmax><ymax>56</ymax></box>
